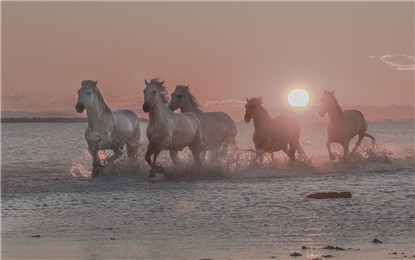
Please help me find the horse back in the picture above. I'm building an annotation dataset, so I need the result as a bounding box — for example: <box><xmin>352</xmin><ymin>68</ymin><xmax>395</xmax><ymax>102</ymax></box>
<box><xmin>342</xmin><ymin>109</ymin><xmax>367</xmax><ymax>135</ymax></box>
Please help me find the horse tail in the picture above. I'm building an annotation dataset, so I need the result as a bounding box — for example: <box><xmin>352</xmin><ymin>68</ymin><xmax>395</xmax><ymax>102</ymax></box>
<box><xmin>364</xmin><ymin>133</ymin><xmax>376</xmax><ymax>147</ymax></box>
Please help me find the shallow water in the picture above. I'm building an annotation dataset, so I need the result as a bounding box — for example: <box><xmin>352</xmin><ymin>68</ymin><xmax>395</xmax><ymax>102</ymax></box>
<box><xmin>1</xmin><ymin>121</ymin><xmax>414</xmax><ymax>259</ymax></box>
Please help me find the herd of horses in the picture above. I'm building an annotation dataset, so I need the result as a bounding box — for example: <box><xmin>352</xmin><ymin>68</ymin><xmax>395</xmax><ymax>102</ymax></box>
<box><xmin>76</xmin><ymin>79</ymin><xmax>375</xmax><ymax>178</ymax></box>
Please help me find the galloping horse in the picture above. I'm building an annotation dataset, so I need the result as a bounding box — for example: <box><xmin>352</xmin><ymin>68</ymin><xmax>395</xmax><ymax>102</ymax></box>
<box><xmin>319</xmin><ymin>90</ymin><xmax>375</xmax><ymax>161</ymax></box>
<box><xmin>143</xmin><ymin>79</ymin><xmax>203</xmax><ymax>178</ymax></box>
<box><xmin>244</xmin><ymin>97</ymin><xmax>306</xmax><ymax>162</ymax></box>
<box><xmin>169</xmin><ymin>85</ymin><xmax>237</xmax><ymax>160</ymax></box>
<box><xmin>76</xmin><ymin>80</ymin><xmax>141</xmax><ymax>178</ymax></box>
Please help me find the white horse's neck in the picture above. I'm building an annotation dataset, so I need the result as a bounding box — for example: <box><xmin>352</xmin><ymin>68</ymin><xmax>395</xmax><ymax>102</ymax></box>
<box><xmin>86</xmin><ymin>99</ymin><xmax>113</xmax><ymax>131</ymax></box>
<box><xmin>180</xmin><ymin>95</ymin><xmax>202</xmax><ymax>115</ymax></box>
<box><xmin>149</xmin><ymin>100</ymin><xmax>170</xmax><ymax>126</ymax></box>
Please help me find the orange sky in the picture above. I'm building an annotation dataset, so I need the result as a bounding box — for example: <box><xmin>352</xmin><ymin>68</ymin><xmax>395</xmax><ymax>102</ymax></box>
<box><xmin>2</xmin><ymin>1</ymin><xmax>414</xmax><ymax>119</ymax></box>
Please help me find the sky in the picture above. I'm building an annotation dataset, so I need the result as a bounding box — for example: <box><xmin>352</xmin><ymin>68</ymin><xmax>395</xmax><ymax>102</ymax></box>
<box><xmin>2</xmin><ymin>1</ymin><xmax>414</xmax><ymax>119</ymax></box>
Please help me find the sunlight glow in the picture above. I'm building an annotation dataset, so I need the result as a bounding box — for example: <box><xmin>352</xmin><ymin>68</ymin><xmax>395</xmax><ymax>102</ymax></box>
<box><xmin>288</xmin><ymin>89</ymin><xmax>310</xmax><ymax>107</ymax></box>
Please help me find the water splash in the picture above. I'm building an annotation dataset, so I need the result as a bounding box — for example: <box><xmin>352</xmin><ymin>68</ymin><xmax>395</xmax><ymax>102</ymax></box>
<box><xmin>69</xmin><ymin>162</ymin><xmax>91</xmax><ymax>178</ymax></box>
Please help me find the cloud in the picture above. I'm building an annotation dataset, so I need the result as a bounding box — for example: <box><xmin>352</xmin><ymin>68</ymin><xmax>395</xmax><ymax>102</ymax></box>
<box><xmin>204</xmin><ymin>99</ymin><xmax>246</xmax><ymax>107</ymax></box>
<box><xmin>2</xmin><ymin>86</ymin><xmax>32</xmax><ymax>102</ymax></box>
<box><xmin>375</xmin><ymin>54</ymin><xmax>415</xmax><ymax>71</ymax></box>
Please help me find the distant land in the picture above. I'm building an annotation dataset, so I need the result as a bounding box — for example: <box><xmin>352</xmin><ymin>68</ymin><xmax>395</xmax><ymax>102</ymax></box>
<box><xmin>1</xmin><ymin>104</ymin><xmax>414</xmax><ymax>122</ymax></box>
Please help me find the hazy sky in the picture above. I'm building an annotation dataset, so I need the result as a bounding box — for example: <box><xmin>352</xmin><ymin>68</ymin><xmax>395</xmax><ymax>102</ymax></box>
<box><xmin>2</xmin><ymin>1</ymin><xmax>414</xmax><ymax>117</ymax></box>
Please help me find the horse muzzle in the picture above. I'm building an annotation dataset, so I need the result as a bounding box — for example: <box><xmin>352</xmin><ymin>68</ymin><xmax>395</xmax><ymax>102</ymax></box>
<box><xmin>244</xmin><ymin>115</ymin><xmax>251</xmax><ymax>123</ymax></box>
<box><xmin>76</xmin><ymin>103</ymin><xmax>85</xmax><ymax>113</ymax></box>
<box><xmin>318</xmin><ymin>110</ymin><xmax>326</xmax><ymax>117</ymax></box>
<box><xmin>142</xmin><ymin>102</ymin><xmax>150</xmax><ymax>113</ymax></box>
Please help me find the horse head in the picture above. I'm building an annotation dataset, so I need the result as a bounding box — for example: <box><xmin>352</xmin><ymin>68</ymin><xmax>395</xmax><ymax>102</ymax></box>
<box><xmin>76</xmin><ymin>80</ymin><xmax>98</xmax><ymax>113</ymax></box>
<box><xmin>143</xmin><ymin>79</ymin><xmax>168</xmax><ymax>113</ymax></box>
<box><xmin>244</xmin><ymin>97</ymin><xmax>263</xmax><ymax>123</ymax></box>
<box><xmin>169</xmin><ymin>85</ymin><xmax>190</xmax><ymax>111</ymax></box>
<box><xmin>319</xmin><ymin>90</ymin><xmax>336</xmax><ymax>117</ymax></box>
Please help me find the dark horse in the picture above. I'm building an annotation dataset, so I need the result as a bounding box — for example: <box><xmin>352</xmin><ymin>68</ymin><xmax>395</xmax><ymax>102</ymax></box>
<box><xmin>244</xmin><ymin>97</ymin><xmax>306</xmax><ymax>162</ymax></box>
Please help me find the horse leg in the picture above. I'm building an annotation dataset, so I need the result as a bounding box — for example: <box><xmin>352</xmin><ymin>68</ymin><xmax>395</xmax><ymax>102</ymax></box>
<box><xmin>106</xmin><ymin>148</ymin><xmax>123</xmax><ymax>165</ymax></box>
<box><xmin>270</xmin><ymin>152</ymin><xmax>275</xmax><ymax>161</ymax></box>
<box><xmin>326</xmin><ymin>140</ymin><xmax>335</xmax><ymax>161</ymax></box>
<box><xmin>145</xmin><ymin>142</ymin><xmax>156</xmax><ymax>171</ymax></box>
<box><xmin>342</xmin><ymin>141</ymin><xmax>350</xmax><ymax>162</ymax></box>
<box><xmin>91</xmin><ymin>148</ymin><xmax>102</xmax><ymax>178</ymax></box>
<box><xmin>148</xmin><ymin>138</ymin><xmax>171</xmax><ymax>177</ymax></box>
<box><xmin>127</xmin><ymin>127</ymin><xmax>141</xmax><ymax>159</ymax></box>
<box><xmin>283</xmin><ymin>145</ymin><xmax>290</xmax><ymax>156</ymax></box>
<box><xmin>127</xmin><ymin>140</ymin><xmax>139</xmax><ymax>159</ymax></box>
<box><xmin>352</xmin><ymin>134</ymin><xmax>364</xmax><ymax>153</ymax></box>
<box><xmin>288</xmin><ymin>141</ymin><xmax>297</xmax><ymax>162</ymax></box>
<box><xmin>191</xmin><ymin>148</ymin><xmax>202</xmax><ymax>168</ymax></box>
<box><xmin>255</xmin><ymin>149</ymin><xmax>265</xmax><ymax>165</ymax></box>
<box><xmin>149</xmin><ymin>150</ymin><xmax>164</xmax><ymax>178</ymax></box>
<box><xmin>169</xmin><ymin>150</ymin><xmax>179</xmax><ymax>166</ymax></box>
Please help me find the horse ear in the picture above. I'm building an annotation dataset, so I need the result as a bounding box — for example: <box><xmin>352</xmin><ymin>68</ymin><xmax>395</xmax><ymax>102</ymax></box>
<box><xmin>161</xmin><ymin>81</ymin><xmax>165</xmax><ymax>86</ymax></box>
<box><xmin>94</xmin><ymin>80</ymin><xmax>98</xmax><ymax>85</ymax></box>
<box><xmin>246</xmin><ymin>97</ymin><xmax>249</xmax><ymax>102</ymax></box>
<box><xmin>145</xmin><ymin>79</ymin><xmax>149</xmax><ymax>85</ymax></box>
<box><xmin>259</xmin><ymin>97</ymin><xmax>263</xmax><ymax>103</ymax></box>
<box><xmin>332</xmin><ymin>90</ymin><xmax>335</xmax><ymax>94</ymax></box>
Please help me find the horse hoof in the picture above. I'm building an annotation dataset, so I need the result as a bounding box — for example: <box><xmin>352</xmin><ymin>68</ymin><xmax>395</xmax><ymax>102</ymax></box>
<box><xmin>329</xmin><ymin>155</ymin><xmax>336</xmax><ymax>161</ymax></box>
<box><xmin>155</xmin><ymin>166</ymin><xmax>164</xmax><ymax>173</ymax></box>
<box><xmin>148</xmin><ymin>172</ymin><xmax>156</xmax><ymax>178</ymax></box>
<box><xmin>91</xmin><ymin>169</ymin><xmax>100</xmax><ymax>178</ymax></box>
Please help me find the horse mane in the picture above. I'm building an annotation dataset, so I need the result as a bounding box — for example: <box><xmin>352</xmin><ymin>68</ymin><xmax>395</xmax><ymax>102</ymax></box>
<box><xmin>247</xmin><ymin>97</ymin><xmax>272</xmax><ymax>118</ymax></box>
<box><xmin>83</xmin><ymin>80</ymin><xmax>112</xmax><ymax>114</ymax></box>
<box><xmin>327</xmin><ymin>92</ymin><xmax>343</xmax><ymax>115</ymax></box>
<box><xmin>149</xmin><ymin>78</ymin><xmax>169</xmax><ymax>105</ymax></box>
<box><xmin>175</xmin><ymin>85</ymin><xmax>202</xmax><ymax>111</ymax></box>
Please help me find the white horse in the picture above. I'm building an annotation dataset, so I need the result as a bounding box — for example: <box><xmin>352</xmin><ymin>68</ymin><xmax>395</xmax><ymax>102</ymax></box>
<box><xmin>169</xmin><ymin>85</ymin><xmax>237</xmax><ymax>160</ymax></box>
<box><xmin>142</xmin><ymin>79</ymin><xmax>203</xmax><ymax>178</ymax></box>
<box><xmin>76</xmin><ymin>80</ymin><xmax>141</xmax><ymax>177</ymax></box>
<box><xmin>319</xmin><ymin>90</ymin><xmax>375</xmax><ymax>161</ymax></box>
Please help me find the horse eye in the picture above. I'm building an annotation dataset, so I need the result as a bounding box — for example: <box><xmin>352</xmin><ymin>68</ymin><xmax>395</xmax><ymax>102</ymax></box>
<box><xmin>152</xmin><ymin>90</ymin><xmax>156</xmax><ymax>95</ymax></box>
<box><xmin>87</xmin><ymin>92</ymin><xmax>91</xmax><ymax>95</ymax></box>
<box><xmin>178</xmin><ymin>95</ymin><xmax>182</xmax><ymax>98</ymax></box>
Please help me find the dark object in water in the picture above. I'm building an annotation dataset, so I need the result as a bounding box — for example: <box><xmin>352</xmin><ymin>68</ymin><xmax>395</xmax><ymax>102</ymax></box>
<box><xmin>373</xmin><ymin>238</ymin><xmax>383</xmax><ymax>243</ymax></box>
<box><xmin>32</xmin><ymin>235</ymin><xmax>40</xmax><ymax>238</ymax></box>
<box><xmin>290</xmin><ymin>252</ymin><xmax>302</xmax><ymax>257</ymax></box>
<box><xmin>307</xmin><ymin>192</ymin><xmax>352</xmax><ymax>199</ymax></box>
<box><xmin>301</xmin><ymin>246</ymin><xmax>309</xmax><ymax>249</ymax></box>
<box><xmin>322</xmin><ymin>255</ymin><xmax>333</xmax><ymax>258</ymax></box>
<box><xmin>323</xmin><ymin>245</ymin><xmax>345</xmax><ymax>250</ymax></box>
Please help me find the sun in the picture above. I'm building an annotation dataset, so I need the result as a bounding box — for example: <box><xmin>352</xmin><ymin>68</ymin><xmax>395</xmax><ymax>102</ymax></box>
<box><xmin>287</xmin><ymin>89</ymin><xmax>310</xmax><ymax>107</ymax></box>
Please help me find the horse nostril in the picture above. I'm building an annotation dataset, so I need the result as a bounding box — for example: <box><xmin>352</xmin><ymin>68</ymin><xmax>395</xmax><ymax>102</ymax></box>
<box><xmin>76</xmin><ymin>103</ymin><xmax>84</xmax><ymax>113</ymax></box>
<box><xmin>142</xmin><ymin>103</ymin><xmax>149</xmax><ymax>113</ymax></box>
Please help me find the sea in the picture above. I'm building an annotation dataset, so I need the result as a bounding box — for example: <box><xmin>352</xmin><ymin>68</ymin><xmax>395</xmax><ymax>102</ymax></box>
<box><xmin>1</xmin><ymin>121</ymin><xmax>414</xmax><ymax>259</ymax></box>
